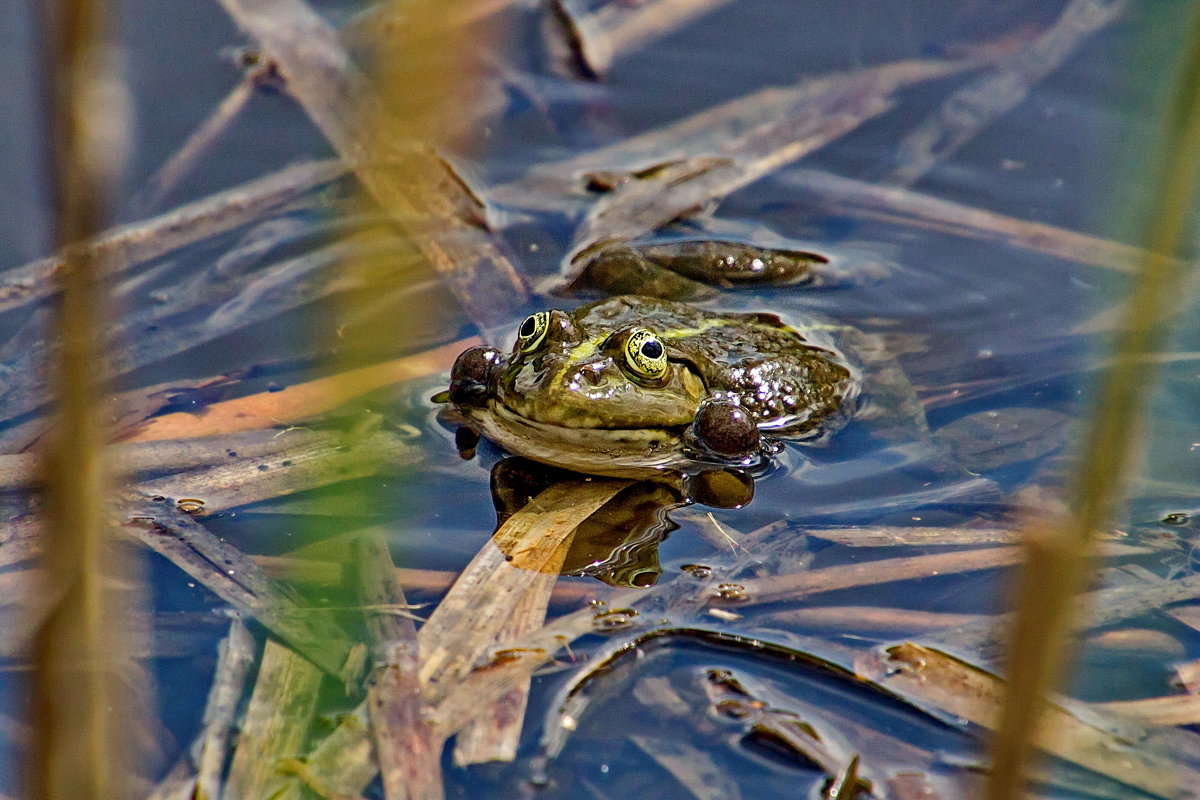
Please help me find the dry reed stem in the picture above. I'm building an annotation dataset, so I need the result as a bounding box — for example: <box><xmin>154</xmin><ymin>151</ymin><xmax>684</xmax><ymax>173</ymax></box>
<box><xmin>138</xmin><ymin>430</ymin><xmax>422</xmax><ymax>513</ymax></box>
<box><xmin>217</xmin><ymin>0</ymin><xmax>529</xmax><ymax>330</ymax></box>
<box><xmin>28</xmin><ymin>0</ymin><xmax>141</xmax><ymax>795</ymax></box>
<box><xmin>1095</xmin><ymin>695</ymin><xmax>1200</xmax><ymax>726</ymax></box>
<box><xmin>417</xmin><ymin>479</ymin><xmax>627</xmax><ymax>699</ymax></box>
<box><xmin>985</xmin><ymin>5</ymin><xmax>1200</xmax><ymax>795</ymax></box>
<box><xmin>453</xmin><ymin>570</ymin><xmax>558</xmax><ymax>765</ymax></box>
<box><xmin>122</xmin><ymin>500</ymin><xmax>359</xmax><ymax>677</ymax></box>
<box><xmin>885</xmin><ymin>0</ymin><xmax>1126</xmax><ymax>186</ymax></box>
<box><xmin>548</xmin><ymin>0</ymin><xmax>736</xmax><ymax>77</ymax></box>
<box><xmin>498</xmin><ymin>59</ymin><xmax>981</xmax><ymax>208</ymax></box>
<box><xmin>805</xmin><ymin>525</ymin><xmax>1017</xmax><ymax>547</ymax></box>
<box><xmin>281</xmin><ymin>480</ymin><xmax>631</xmax><ymax>795</ymax></box>
<box><xmin>761</xmin><ymin>605</ymin><xmax>984</xmax><ymax>634</ymax></box>
<box><xmin>738</xmin><ymin>546</ymin><xmax>1027</xmax><ymax>605</ymax></box>
<box><xmin>783</xmin><ymin>169</ymin><xmax>1147</xmax><ymax>274</ymax></box>
<box><xmin>132</xmin><ymin>73</ymin><xmax>258</xmax><ymax>212</ymax></box>
<box><xmin>251</xmin><ymin>553</ymin><xmax>609</xmax><ymax>607</ymax></box>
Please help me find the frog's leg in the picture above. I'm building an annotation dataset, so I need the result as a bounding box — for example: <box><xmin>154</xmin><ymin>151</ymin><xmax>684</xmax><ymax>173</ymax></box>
<box><xmin>568</xmin><ymin>239</ymin><xmax>831</xmax><ymax>298</ymax></box>
<box><xmin>565</xmin><ymin>243</ymin><xmax>718</xmax><ymax>301</ymax></box>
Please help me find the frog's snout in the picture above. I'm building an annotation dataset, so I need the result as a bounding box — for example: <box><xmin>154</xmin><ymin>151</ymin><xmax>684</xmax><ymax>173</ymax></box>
<box><xmin>449</xmin><ymin>346</ymin><xmax>503</xmax><ymax>406</ymax></box>
<box><xmin>685</xmin><ymin>397</ymin><xmax>760</xmax><ymax>459</ymax></box>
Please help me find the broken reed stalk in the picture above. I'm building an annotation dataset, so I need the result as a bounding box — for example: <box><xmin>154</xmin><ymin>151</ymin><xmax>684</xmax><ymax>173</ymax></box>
<box><xmin>28</xmin><ymin>0</ymin><xmax>138</xmax><ymax>797</ymax></box>
<box><xmin>985</xmin><ymin>8</ymin><xmax>1200</xmax><ymax>799</ymax></box>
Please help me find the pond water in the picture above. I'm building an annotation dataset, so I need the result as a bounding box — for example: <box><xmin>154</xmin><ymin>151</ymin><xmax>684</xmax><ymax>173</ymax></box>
<box><xmin>2</xmin><ymin>0</ymin><xmax>1199</xmax><ymax>797</ymax></box>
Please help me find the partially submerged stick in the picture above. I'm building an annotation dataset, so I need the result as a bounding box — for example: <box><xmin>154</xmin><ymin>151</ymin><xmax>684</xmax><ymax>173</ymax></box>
<box><xmin>131</xmin><ymin>58</ymin><xmax>277</xmax><ymax>213</ymax></box>
<box><xmin>497</xmin><ymin>58</ymin><xmax>984</xmax><ymax>209</ymax></box>
<box><xmin>224</xmin><ymin>639</ymin><xmax>324</xmax><ymax>800</ymax></box>
<box><xmin>194</xmin><ymin>618</ymin><xmax>257</xmax><ymax>800</ymax></box>
<box><xmin>781</xmin><ymin>168</ymin><xmax>1146</xmax><ymax>274</ymax></box>
<box><xmin>859</xmin><ymin>643</ymin><xmax>1200</xmax><ymax>799</ymax></box>
<box><xmin>0</xmin><ymin>159</ymin><xmax>345</xmax><ymax>317</ymax></box>
<box><xmin>885</xmin><ymin>0</ymin><xmax>1127</xmax><ymax>185</ymax></box>
<box><xmin>737</xmin><ymin>546</ymin><xmax>1027</xmax><ymax>606</ymax></box>
<box><xmin>0</xmin><ymin>229</ymin><xmax>416</xmax><ymax>442</ymax></box>
<box><xmin>122</xmin><ymin>496</ymin><xmax>359</xmax><ymax>678</ymax></box>
<box><xmin>550</xmin><ymin>59</ymin><xmax>994</xmax><ymax>289</ymax></box>
<box><xmin>546</xmin><ymin>0</ymin><xmax>736</xmax><ymax>77</ymax></box>
<box><xmin>355</xmin><ymin>532</ymin><xmax>443</xmax><ymax>800</ymax></box>
<box><xmin>925</xmin><ymin>569</ymin><xmax>1200</xmax><ymax>664</ymax></box>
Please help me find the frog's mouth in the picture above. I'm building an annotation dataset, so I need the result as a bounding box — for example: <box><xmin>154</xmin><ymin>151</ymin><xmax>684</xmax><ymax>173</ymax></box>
<box><xmin>466</xmin><ymin>399</ymin><xmax>690</xmax><ymax>477</ymax></box>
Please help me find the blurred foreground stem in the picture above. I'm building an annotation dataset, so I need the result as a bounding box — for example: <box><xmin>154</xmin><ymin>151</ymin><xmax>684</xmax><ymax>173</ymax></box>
<box><xmin>987</xmin><ymin>8</ymin><xmax>1200</xmax><ymax>800</ymax></box>
<box><xmin>29</xmin><ymin>0</ymin><xmax>135</xmax><ymax>797</ymax></box>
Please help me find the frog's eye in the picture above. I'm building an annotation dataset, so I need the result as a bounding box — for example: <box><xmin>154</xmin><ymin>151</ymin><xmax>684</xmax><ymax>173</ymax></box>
<box><xmin>516</xmin><ymin>312</ymin><xmax>550</xmax><ymax>353</ymax></box>
<box><xmin>623</xmin><ymin>328</ymin><xmax>668</xmax><ymax>380</ymax></box>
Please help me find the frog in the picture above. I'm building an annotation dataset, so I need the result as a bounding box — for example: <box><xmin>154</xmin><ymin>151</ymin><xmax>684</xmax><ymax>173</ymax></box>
<box><xmin>444</xmin><ymin>294</ymin><xmax>861</xmax><ymax>479</ymax></box>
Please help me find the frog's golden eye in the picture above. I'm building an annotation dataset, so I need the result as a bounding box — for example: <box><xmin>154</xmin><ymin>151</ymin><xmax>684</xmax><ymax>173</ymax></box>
<box><xmin>516</xmin><ymin>312</ymin><xmax>550</xmax><ymax>353</ymax></box>
<box><xmin>623</xmin><ymin>328</ymin><xmax>668</xmax><ymax>380</ymax></box>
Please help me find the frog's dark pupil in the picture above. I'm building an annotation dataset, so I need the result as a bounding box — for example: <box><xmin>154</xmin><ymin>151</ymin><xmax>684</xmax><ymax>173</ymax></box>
<box><xmin>641</xmin><ymin>340</ymin><xmax>663</xmax><ymax>359</ymax></box>
<box><xmin>520</xmin><ymin>316</ymin><xmax>537</xmax><ymax>338</ymax></box>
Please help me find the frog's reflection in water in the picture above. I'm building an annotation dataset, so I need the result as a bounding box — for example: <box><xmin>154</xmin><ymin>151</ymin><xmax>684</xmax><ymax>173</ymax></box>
<box><xmin>488</xmin><ymin>458</ymin><xmax>754</xmax><ymax>588</ymax></box>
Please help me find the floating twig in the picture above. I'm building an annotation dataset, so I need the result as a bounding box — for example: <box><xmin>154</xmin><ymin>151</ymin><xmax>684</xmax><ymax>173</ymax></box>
<box><xmin>453</xmin><ymin>570</ymin><xmax>559</xmax><ymax>765</ymax></box>
<box><xmin>138</xmin><ymin>429</ymin><xmax>422</xmax><ymax>513</ymax></box>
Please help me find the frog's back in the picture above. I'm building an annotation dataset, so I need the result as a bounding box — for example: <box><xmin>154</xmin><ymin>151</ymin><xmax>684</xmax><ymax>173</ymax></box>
<box><xmin>576</xmin><ymin>296</ymin><xmax>857</xmax><ymax>436</ymax></box>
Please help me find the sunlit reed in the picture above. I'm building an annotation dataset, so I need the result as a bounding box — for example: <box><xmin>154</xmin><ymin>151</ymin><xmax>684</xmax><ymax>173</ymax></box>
<box><xmin>986</xmin><ymin>7</ymin><xmax>1200</xmax><ymax>799</ymax></box>
<box><xmin>27</xmin><ymin>0</ymin><xmax>139</xmax><ymax>798</ymax></box>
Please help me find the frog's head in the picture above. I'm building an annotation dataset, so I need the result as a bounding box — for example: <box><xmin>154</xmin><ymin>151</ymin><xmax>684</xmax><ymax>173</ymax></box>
<box><xmin>496</xmin><ymin>309</ymin><xmax>708</xmax><ymax>428</ymax></box>
<box><xmin>447</xmin><ymin>308</ymin><xmax>761</xmax><ymax>476</ymax></box>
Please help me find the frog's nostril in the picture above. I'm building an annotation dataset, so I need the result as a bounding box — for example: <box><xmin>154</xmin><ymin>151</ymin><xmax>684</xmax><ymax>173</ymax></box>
<box><xmin>579</xmin><ymin>367</ymin><xmax>603</xmax><ymax>386</ymax></box>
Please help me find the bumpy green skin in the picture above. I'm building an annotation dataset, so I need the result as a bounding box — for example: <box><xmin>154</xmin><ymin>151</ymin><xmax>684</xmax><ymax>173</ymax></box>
<box><xmin>455</xmin><ymin>295</ymin><xmax>857</xmax><ymax>477</ymax></box>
